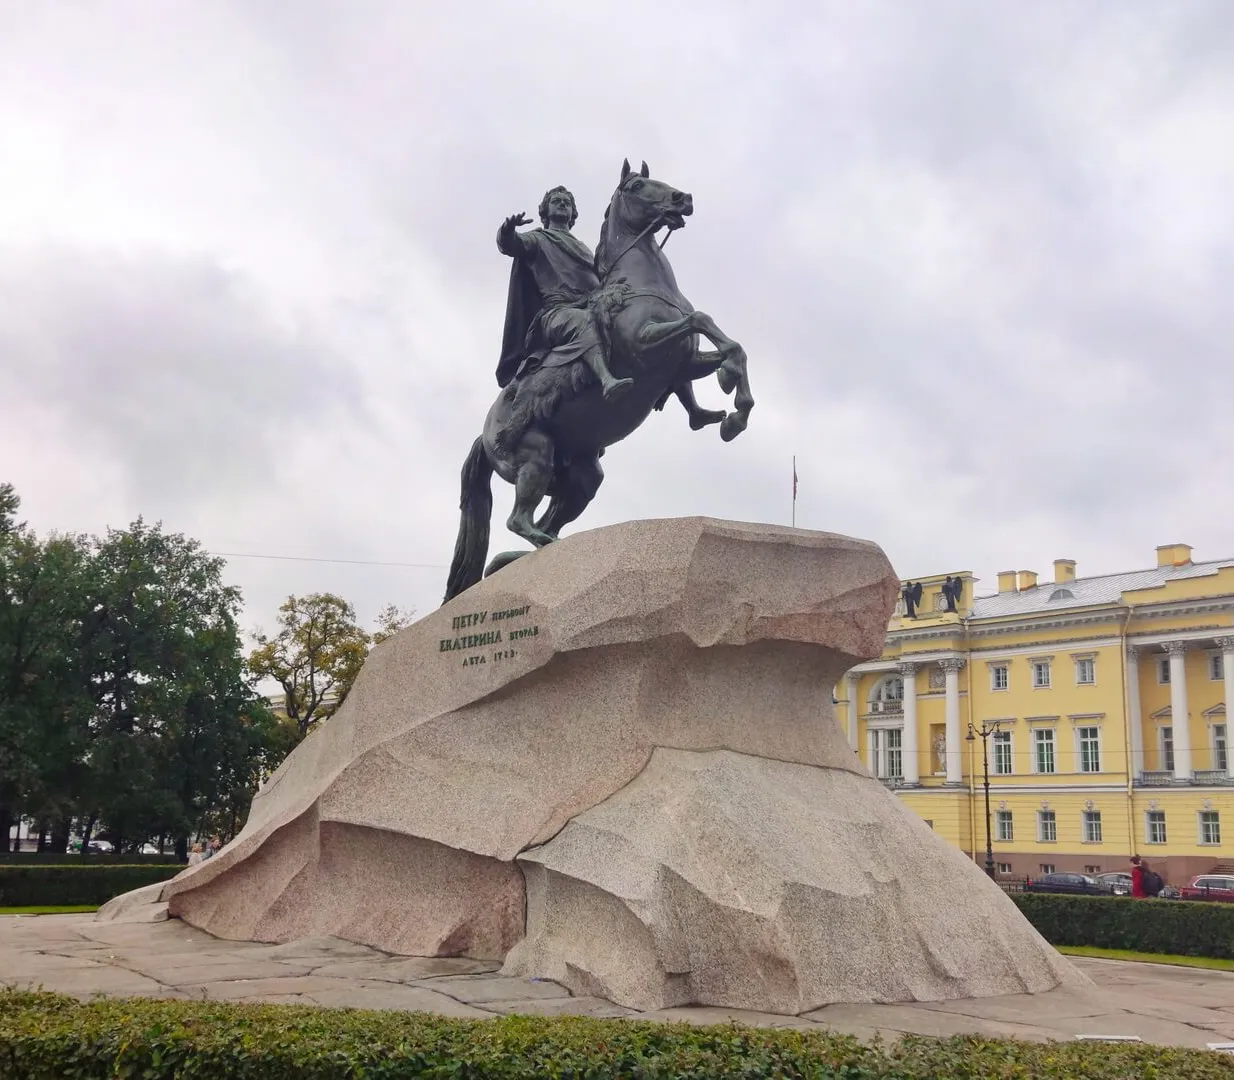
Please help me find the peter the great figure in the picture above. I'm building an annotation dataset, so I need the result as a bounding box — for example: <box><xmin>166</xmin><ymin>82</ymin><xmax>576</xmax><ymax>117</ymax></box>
<box><xmin>444</xmin><ymin>159</ymin><xmax>755</xmax><ymax>603</ymax></box>
<box><xmin>496</xmin><ymin>185</ymin><xmax>633</xmax><ymax>400</ymax></box>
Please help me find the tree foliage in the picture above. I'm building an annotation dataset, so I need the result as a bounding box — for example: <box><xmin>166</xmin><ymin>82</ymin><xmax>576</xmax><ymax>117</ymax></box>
<box><xmin>248</xmin><ymin>595</ymin><xmax>415</xmax><ymax>741</ymax></box>
<box><xmin>0</xmin><ymin>485</ymin><xmax>277</xmax><ymax>854</ymax></box>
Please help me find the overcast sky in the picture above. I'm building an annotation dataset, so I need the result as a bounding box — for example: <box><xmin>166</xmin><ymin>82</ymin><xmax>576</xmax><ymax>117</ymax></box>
<box><xmin>3</xmin><ymin>0</ymin><xmax>1232</xmax><ymax>641</ymax></box>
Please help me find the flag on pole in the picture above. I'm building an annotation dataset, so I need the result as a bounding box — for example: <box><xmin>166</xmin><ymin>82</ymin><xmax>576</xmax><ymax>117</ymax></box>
<box><xmin>792</xmin><ymin>455</ymin><xmax>798</xmax><ymax>527</ymax></box>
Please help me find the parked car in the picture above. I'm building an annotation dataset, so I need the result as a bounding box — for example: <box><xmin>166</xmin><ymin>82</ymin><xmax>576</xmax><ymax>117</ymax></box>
<box><xmin>1025</xmin><ymin>872</ymin><xmax>1115</xmax><ymax>896</ymax></box>
<box><xmin>1095</xmin><ymin>872</ymin><xmax>1133</xmax><ymax>896</ymax></box>
<box><xmin>86</xmin><ymin>839</ymin><xmax>114</xmax><ymax>853</ymax></box>
<box><xmin>1177</xmin><ymin>875</ymin><xmax>1234</xmax><ymax>903</ymax></box>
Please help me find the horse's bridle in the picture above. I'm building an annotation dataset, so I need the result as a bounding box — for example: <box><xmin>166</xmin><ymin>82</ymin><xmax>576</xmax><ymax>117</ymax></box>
<box><xmin>601</xmin><ymin>193</ymin><xmax>686</xmax><ymax>314</ymax></box>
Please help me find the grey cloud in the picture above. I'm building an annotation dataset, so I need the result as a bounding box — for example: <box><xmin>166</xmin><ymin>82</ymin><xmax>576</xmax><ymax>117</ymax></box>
<box><xmin>2</xmin><ymin>0</ymin><xmax>1232</xmax><ymax>628</ymax></box>
<box><xmin>0</xmin><ymin>247</ymin><xmax>364</xmax><ymax>508</ymax></box>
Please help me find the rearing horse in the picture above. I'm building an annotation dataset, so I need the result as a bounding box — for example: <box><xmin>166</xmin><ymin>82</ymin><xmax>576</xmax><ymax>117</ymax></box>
<box><xmin>443</xmin><ymin>159</ymin><xmax>754</xmax><ymax>602</ymax></box>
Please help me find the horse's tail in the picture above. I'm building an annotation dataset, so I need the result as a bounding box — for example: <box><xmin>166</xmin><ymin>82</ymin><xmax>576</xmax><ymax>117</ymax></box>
<box><xmin>443</xmin><ymin>436</ymin><xmax>493</xmax><ymax>604</ymax></box>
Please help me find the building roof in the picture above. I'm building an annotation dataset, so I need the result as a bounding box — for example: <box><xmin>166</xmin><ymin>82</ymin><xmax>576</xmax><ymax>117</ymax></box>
<box><xmin>970</xmin><ymin>558</ymin><xmax>1234</xmax><ymax>620</ymax></box>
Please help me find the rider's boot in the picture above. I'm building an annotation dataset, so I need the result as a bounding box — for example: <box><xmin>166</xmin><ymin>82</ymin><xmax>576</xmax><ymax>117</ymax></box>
<box><xmin>585</xmin><ymin>349</ymin><xmax>633</xmax><ymax>400</ymax></box>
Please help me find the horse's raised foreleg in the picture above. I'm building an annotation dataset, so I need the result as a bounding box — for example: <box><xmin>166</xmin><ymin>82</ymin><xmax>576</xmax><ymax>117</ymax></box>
<box><xmin>506</xmin><ymin>428</ymin><xmax>557</xmax><ymax>548</ymax></box>
<box><xmin>672</xmin><ymin>381</ymin><xmax>726</xmax><ymax>430</ymax></box>
<box><xmin>689</xmin><ymin>312</ymin><xmax>754</xmax><ymax>442</ymax></box>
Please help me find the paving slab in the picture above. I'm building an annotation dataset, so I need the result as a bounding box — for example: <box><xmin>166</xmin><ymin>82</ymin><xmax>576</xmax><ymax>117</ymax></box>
<box><xmin>313</xmin><ymin>956</ymin><xmax>499</xmax><ymax>982</ymax></box>
<box><xmin>416</xmin><ymin>973</ymin><xmax>573</xmax><ymax>1004</ymax></box>
<box><xmin>3</xmin><ymin>914</ymin><xmax>1234</xmax><ymax>1052</ymax></box>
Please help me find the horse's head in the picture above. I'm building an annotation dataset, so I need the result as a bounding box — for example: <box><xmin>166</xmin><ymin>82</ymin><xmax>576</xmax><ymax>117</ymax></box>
<box><xmin>607</xmin><ymin>159</ymin><xmax>693</xmax><ymax>238</ymax></box>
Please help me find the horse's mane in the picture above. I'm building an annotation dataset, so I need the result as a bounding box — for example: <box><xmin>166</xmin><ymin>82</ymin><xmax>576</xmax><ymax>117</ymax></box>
<box><xmin>595</xmin><ymin>193</ymin><xmax>618</xmax><ymax>279</ymax></box>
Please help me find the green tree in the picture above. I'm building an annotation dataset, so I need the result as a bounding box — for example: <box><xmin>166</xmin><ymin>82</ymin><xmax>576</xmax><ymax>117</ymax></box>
<box><xmin>372</xmin><ymin>603</ymin><xmax>415</xmax><ymax>646</ymax></box>
<box><xmin>79</xmin><ymin>519</ymin><xmax>269</xmax><ymax>855</ymax></box>
<box><xmin>0</xmin><ymin>485</ymin><xmax>93</xmax><ymax>852</ymax></box>
<box><xmin>248</xmin><ymin>593</ymin><xmax>371</xmax><ymax>740</ymax></box>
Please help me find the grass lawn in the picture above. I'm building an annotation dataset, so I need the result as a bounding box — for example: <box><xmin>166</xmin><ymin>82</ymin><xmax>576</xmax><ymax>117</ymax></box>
<box><xmin>1058</xmin><ymin>945</ymin><xmax>1234</xmax><ymax>972</ymax></box>
<box><xmin>0</xmin><ymin>906</ymin><xmax>99</xmax><ymax>915</ymax></box>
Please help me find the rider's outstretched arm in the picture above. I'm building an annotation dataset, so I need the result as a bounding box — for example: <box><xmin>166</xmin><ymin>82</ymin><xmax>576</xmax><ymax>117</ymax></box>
<box><xmin>497</xmin><ymin>217</ymin><xmax>533</xmax><ymax>259</ymax></box>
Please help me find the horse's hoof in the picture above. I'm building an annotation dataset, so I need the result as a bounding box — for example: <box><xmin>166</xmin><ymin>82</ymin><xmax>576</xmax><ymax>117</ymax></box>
<box><xmin>720</xmin><ymin>412</ymin><xmax>748</xmax><ymax>442</ymax></box>
<box><xmin>690</xmin><ymin>409</ymin><xmax>726</xmax><ymax>431</ymax></box>
<box><xmin>484</xmin><ymin>550</ymin><xmax>531</xmax><ymax>577</ymax></box>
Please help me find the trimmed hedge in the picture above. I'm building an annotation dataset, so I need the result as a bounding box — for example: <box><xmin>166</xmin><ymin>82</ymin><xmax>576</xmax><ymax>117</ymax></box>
<box><xmin>1012</xmin><ymin>892</ymin><xmax>1234</xmax><ymax>960</ymax></box>
<box><xmin>2</xmin><ymin>991</ymin><xmax>1233</xmax><ymax>1079</ymax></box>
<box><xmin>0</xmin><ymin>864</ymin><xmax>182</xmax><ymax>908</ymax></box>
<box><xmin>0</xmin><ymin>852</ymin><xmax>181</xmax><ymax>865</ymax></box>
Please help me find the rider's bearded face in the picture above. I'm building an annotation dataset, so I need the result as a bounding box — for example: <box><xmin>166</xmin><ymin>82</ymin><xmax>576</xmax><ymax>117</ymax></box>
<box><xmin>545</xmin><ymin>192</ymin><xmax>575</xmax><ymax>227</ymax></box>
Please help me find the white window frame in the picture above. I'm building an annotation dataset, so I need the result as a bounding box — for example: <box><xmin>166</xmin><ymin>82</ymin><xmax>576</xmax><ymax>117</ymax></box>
<box><xmin>996</xmin><ymin>809</ymin><xmax>1014</xmax><ymax>841</ymax></box>
<box><xmin>869</xmin><ymin>674</ymin><xmax>904</xmax><ymax>714</ymax></box>
<box><xmin>1145</xmin><ymin>810</ymin><xmax>1167</xmax><ymax>845</ymax></box>
<box><xmin>990</xmin><ymin>663</ymin><xmax>1009</xmax><ymax>691</ymax></box>
<box><xmin>1033</xmin><ymin>728</ymin><xmax>1057</xmax><ymax>774</ymax></box>
<box><xmin>1075</xmin><ymin>657</ymin><xmax>1096</xmax><ymax>685</ymax></box>
<box><xmin>1199</xmin><ymin>810</ymin><xmax>1221</xmax><ymax>846</ymax></box>
<box><xmin>869</xmin><ymin>727</ymin><xmax>903</xmax><ymax>780</ymax></box>
<box><xmin>1076</xmin><ymin>726</ymin><xmax>1101</xmax><ymax>774</ymax></box>
<box><xmin>992</xmin><ymin>730</ymin><xmax>1013</xmax><ymax>775</ymax></box>
<box><xmin>1214</xmin><ymin>723</ymin><xmax>1228</xmax><ymax>773</ymax></box>
<box><xmin>1032</xmin><ymin>660</ymin><xmax>1052</xmax><ymax>689</ymax></box>
<box><xmin>997</xmin><ymin>862</ymin><xmax>1013</xmax><ymax>875</ymax></box>
<box><xmin>1158</xmin><ymin>657</ymin><xmax>1171</xmax><ymax>684</ymax></box>
<box><xmin>1082</xmin><ymin>810</ymin><xmax>1103</xmax><ymax>843</ymax></box>
<box><xmin>1160</xmin><ymin>725</ymin><xmax>1174</xmax><ymax>772</ymax></box>
<box><xmin>1039</xmin><ymin>863</ymin><xmax>1056</xmax><ymax>874</ymax></box>
<box><xmin>1037</xmin><ymin>809</ymin><xmax>1057</xmax><ymax>842</ymax></box>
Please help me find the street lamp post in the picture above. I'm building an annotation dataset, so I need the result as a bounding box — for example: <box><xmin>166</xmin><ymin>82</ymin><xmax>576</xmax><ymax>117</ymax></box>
<box><xmin>966</xmin><ymin>719</ymin><xmax>1005</xmax><ymax>879</ymax></box>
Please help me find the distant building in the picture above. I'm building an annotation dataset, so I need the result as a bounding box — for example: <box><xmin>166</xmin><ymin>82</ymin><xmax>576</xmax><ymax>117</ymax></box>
<box><xmin>840</xmin><ymin>543</ymin><xmax>1233</xmax><ymax>883</ymax></box>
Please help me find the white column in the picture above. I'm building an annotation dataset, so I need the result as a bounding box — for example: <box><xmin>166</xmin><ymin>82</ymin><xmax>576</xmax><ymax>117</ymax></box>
<box><xmin>846</xmin><ymin>673</ymin><xmax>860</xmax><ymax>752</ymax></box>
<box><xmin>1217</xmin><ymin>637</ymin><xmax>1234</xmax><ymax>778</ymax></box>
<box><xmin>1126</xmin><ymin>645</ymin><xmax>1144</xmax><ymax>779</ymax></box>
<box><xmin>941</xmin><ymin>658</ymin><xmax>965</xmax><ymax>784</ymax></box>
<box><xmin>1166</xmin><ymin>642</ymin><xmax>1192</xmax><ymax>781</ymax></box>
<box><xmin>898</xmin><ymin>662</ymin><xmax>920</xmax><ymax>784</ymax></box>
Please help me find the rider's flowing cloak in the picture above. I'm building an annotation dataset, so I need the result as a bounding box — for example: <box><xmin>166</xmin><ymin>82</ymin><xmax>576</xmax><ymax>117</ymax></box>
<box><xmin>497</xmin><ymin>228</ymin><xmax>600</xmax><ymax>388</ymax></box>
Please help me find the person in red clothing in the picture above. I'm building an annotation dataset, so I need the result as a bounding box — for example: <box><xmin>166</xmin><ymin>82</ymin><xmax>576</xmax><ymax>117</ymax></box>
<box><xmin>1130</xmin><ymin>854</ymin><xmax>1147</xmax><ymax>898</ymax></box>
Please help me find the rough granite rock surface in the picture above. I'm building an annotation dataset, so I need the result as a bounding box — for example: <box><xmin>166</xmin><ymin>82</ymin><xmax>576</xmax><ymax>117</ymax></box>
<box><xmin>102</xmin><ymin>516</ymin><xmax>1084</xmax><ymax>1012</ymax></box>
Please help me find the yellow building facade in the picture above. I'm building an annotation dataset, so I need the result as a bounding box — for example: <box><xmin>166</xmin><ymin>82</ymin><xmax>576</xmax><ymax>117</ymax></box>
<box><xmin>840</xmin><ymin>544</ymin><xmax>1233</xmax><ymax>883</ymax></box>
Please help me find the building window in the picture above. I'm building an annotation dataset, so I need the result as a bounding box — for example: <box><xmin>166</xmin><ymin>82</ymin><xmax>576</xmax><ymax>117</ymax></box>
<box><xmin>1158</xmin><ymin>657</ymin><xmax>1171</xmax><ymax>684</ymax></box>
<box><xmin>993</xmin><ymin>730</ymin><xmax>1013</xmax><ymax>775</ymax></box>
<box><xmin>1211</xmin><ymin>653</ymin><xmax>1224</xmax><ymax>681</ymax></box>
<box><xmin>1083</xmin><ymin>810</ymin><xmax>1103</xmax><ymax>843</ymax></box>
<box><xmin>997</xmin><ymin>862</ymin><xmax>1013</xmax><ymax>875</ymax></box>
<box><xmin>1160</xmin><ymin>727</ymin><xmax>1174</xmax><ymax>772</ymax></box>
<box><xmin>1032</xmin><ymin>661</ymin><xmax>1051</xmax><ymax>689</ymax></box>
<box><xmin>1075</xmin><ymin>657</ymin><xmax>1095</xmax><ymax>685</ymax></box>
<box><xmin>1084</xmin><ymin>865</ymin><xmax>1102</xmax><ymax>874</ymax></box>
<box><xmin>996</xmin><ymin>810</ymin><xmax>1014</xmax><ymax>841</ymax></box>
<box><xmin>870</xmin><ymin>675</ymin><xmax>903</xmax><ymax>714</ymax></box>
<box><xmin>1034</xmin><ymin>728</ymin><xmax>1056</xmax><ymax>774</ymax></box>
<box><xmin>1146</xmin><ymin>810</ymin><xmax>1167</xmax><ymax>844</ymax></box>
<box><xmin>1077</xmin><ymin>726</ymin><xmax>1101</xmax><ymax>773</ymax></box>
<box><xmin>1200</xmin><ymin>811</ymin><xmax>1222</xmax><ymax>846</ymax></box>
<box><xmin>1214</xmin><ymin>724</ymin><xmax>1228</xmax><ymax>773</ymax></box>
<box><xmin>1039</xmin><ymin>863</ymin><xmax>1055</xmax><ymax>874</ymax></box>
<box><xmin>991</xmin><ymin>664</ymin><xmax>1009</xmax><ymax>691</ymax></box>
<box><xmin>1037</xmin><ymin>810</ymin><xmax>1057</xmax><ymax>842</ymax></box>
<box><xmin>870</xmin><ymin>728</ymin><xmax>903</xmax><ymax>779</ymax></box>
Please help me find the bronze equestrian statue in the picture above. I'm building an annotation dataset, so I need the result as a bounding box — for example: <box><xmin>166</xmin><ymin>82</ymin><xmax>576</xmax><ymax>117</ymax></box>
<box><xmin>444</xmin><ymin>160</ymin><xmax>754</xmax><ymax>603</ymax></box>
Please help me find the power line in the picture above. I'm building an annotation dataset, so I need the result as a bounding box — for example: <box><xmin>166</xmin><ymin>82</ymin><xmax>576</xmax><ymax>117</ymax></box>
<box><xmin>211</xmin><ymin>550</ymin><xmax>447</xmax><ymax>570</ymax></box>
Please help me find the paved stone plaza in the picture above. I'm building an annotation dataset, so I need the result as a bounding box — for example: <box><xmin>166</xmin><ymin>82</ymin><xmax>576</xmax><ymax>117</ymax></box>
<box><xmin>3</xmin><ymin>914</ymin><xmax>1234</xmax><ymax>1050</ymax></box>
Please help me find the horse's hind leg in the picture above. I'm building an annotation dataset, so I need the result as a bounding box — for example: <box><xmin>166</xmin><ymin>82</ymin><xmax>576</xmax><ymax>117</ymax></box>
<box><xmin>534</xmin><ymin>454</ymin><xmax>604</xmax><ymax>539</ymax></box>
<box><xmin>506</xmin><ymin>428</ymin><xmax>556</xmax><ymax>548</ymax></box>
